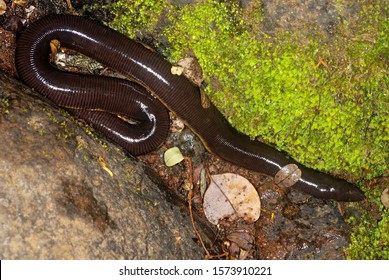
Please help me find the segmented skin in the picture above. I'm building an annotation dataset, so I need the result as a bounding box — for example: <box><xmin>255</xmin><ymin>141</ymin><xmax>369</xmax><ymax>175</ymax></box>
<box><xmin>15</xmin><ymin>15</ymin><xmax>365</xmax><ymax>201</ymax></box>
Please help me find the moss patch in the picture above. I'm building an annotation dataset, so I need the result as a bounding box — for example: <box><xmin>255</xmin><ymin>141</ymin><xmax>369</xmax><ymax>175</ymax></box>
<box><xmin>346</xmin><ymin>207</ymin><xmax>389</xmax><ymax>260</ymax></box>
<box><xmin>0</xmin><ymin>97</ymin><xmax>10</xmax><ymax>115</ymax></box>
<box><xmin>163</xmin><ymin>0</ymin><xmax>388</xmax><ymax>182</ymax></box>
<box><xmin>104</xmin><ymin>0</ymin><xmax>165</xmax><ymax>38</ymax></box>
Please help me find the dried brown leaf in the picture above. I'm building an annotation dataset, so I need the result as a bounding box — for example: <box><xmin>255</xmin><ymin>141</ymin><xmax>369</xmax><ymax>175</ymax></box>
<box><xmin>203</xmin><ymin>173</ymin><xmax>260</xmax><ymax>225</ymax></box>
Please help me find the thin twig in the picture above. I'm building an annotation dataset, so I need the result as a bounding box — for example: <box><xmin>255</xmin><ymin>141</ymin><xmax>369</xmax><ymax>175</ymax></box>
<box><xmin>185</xmin><ymin>156</ymin><xmax>211</xmax><ymax>257</ymax></box>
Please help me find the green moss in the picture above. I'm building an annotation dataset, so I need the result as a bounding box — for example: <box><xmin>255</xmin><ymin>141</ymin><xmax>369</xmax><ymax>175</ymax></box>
<box><xmin>346</xmin><ymin>208</ymin><xmax>389</xmax><ymax>259</ymax></box>
<box><xmin>0</xmin><ymin>97</ymin><xmax>10</xmax><ymax>114</ymax></box>
<box><xmin>106</xmin><ymin>0</ymin><xmax>165</xmax><ymax>38</ymax></box>
<box><xmin>162</xmin><ymin>0</ymin><xmax>388</xmax><ymax>182</ymax></box>
<box><xmin>343</xmin><ymin>4</ymin><xmax>389</xmax><ymax>259</ymax></box>
<box><xmin>88</xmin><ymin>0</ymin><xmax>388</xmax><ymax>259</ymax></box>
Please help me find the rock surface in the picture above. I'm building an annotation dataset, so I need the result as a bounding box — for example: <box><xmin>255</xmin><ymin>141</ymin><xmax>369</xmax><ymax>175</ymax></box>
<box><xmin>0</xmin><ymin>73</ymin><xmax>206</xmax><ymax>259</ymax></box>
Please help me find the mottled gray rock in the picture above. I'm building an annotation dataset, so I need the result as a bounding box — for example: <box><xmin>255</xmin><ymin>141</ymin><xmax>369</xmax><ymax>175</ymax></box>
<box><xmin>0</xmin><ymin>72</ymin><xmax>205</xmax><ymax>259</ymax></box>
<box><xmin>262</xmin><ymin>0</ymin><xmax>340</xmax><ymax>36</ymax></box>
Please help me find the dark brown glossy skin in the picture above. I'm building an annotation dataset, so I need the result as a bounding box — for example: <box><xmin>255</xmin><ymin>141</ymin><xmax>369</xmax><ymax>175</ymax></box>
<box><xmin>15</xmin><ymin>15</ymin><xmax>365</xmax><ymax>201</ymax></box>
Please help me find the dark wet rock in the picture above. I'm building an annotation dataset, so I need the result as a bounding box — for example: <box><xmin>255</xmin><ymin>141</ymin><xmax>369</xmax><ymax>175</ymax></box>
<box><xmin>0</xmin><ymin>72</ymin><xmax>206</xmax><ymax>259</ymax></box>
<box><xmin>256</xmin><ymin>184</ymin><xmax>350</xmax><ymax>260</ymax></box>
<box><xmin>167</xmin><ymin>127</ymin><xmax>206</xmax><ymax>166</ymax></box>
